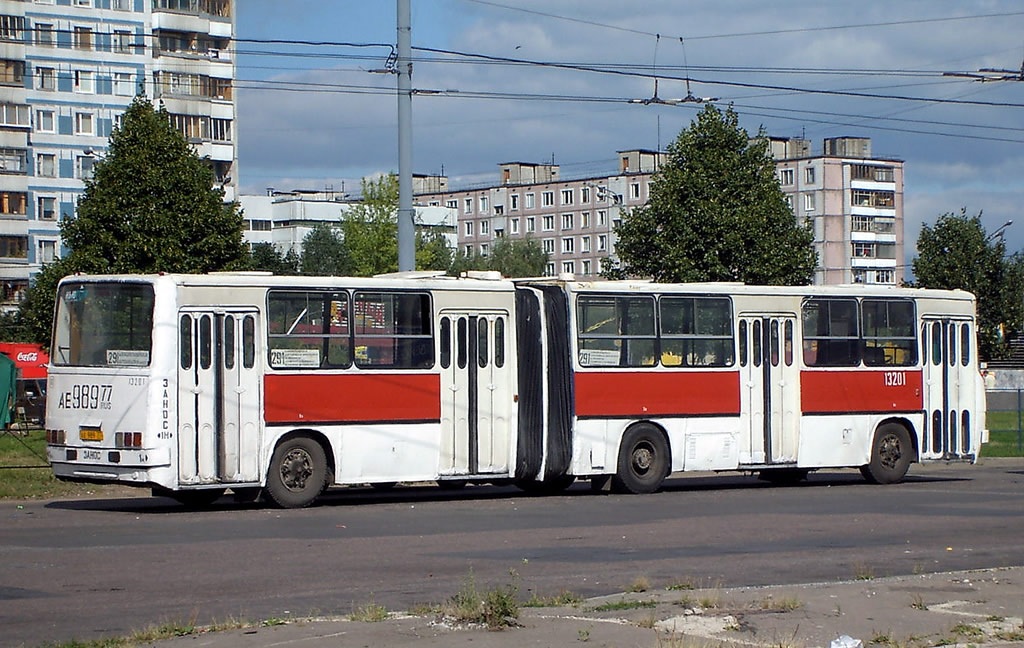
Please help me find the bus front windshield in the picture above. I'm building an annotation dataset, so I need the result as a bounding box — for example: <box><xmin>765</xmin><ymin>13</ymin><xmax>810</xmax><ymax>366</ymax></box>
<box><xmin>53</xmin><ymin>282</ymin><xmax>155</xmax><ymax>367</ymax></box>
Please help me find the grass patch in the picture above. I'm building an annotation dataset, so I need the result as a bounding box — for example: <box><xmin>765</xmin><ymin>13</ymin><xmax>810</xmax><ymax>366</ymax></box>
<box><xmin>409</xmin><ymin>603</ymin><xmax>442</xmax><ymax>616</ymax></box>
<box><xmin>636</xmin><ymin>612</ymin><xmax>657</xmax><ymax>629</ymax></box>
<box><xmin>627</xmin><ymin>576</ymin><xmax>650</xmax><ymax>593</ymax></box>
<box><xmin>994</xmin><ymin>628</ymin><xmax>1024</xmax><ymax>641</ymax></box>
<box><xmin>910</xmin><ymin>594</ymin><xmax>928</xmax><ymax>610</ymax></box>
<box><xmin>665</xmin><ymin>578</ymin><xmax>695</xmax><ymax>591</ymax></box>
<box><xmin>522</xmin><ymin>590</ymin><xmax>584</xmax><ymax>607</ymax></box>
<box><xmin>759</xmin><ymin>595</ymin><xmax>802</xmax><ymax>612</ymax></box>
<box><xmin>349</xmin><ymin>601</ymin><xmax>388</xmax><ymax>622</ymax></box>
<box><xmin>949</xmin><ymin>623</ymin><xmax>984</xmax><ymax>638</ymax></box>
<box><xmin>592</xmin><ymin>599</ymin><xmax>657</xmax><ymax>612</ymax></box>
<box><xmin>853</xmin><ymin>563</ymin><xmax>875</xmax><ymax>581</ymax></box>
<box><xmin>697</xmin><ymin>593</ymin><xmax>720</xmax><ymax>609</ymax></box>
<box><xmin>983</xmin><ymin>413</ymin><xmax>1024</xmax><ymax>456</ymax></box>
<box><xmin>443</xmin><ymin>569</ymin><xmax>519</xmax><ymax>629</ymax></box>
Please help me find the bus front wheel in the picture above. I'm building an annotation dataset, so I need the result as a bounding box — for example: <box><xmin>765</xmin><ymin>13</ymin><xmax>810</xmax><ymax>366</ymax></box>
<box><xmin>266</xmin><ymin>436</ymin><xmax>328</xmax><ymax>508</ymax></box>
<box><xmin>861</xmin><ymin>423</ymin><xmax>912</xmax><ymax>485</ymax></box>
<box><xmin>612</xmin><ymin>424</ymin><xmax>670</xmax><ymax>494</ymax></box>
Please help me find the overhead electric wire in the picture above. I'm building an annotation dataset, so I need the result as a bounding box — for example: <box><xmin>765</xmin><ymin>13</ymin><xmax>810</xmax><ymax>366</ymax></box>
<box><xmin>459</xmin><ymin>1</ymin><xmax>1024</xmax><ymax>43</ymax></box>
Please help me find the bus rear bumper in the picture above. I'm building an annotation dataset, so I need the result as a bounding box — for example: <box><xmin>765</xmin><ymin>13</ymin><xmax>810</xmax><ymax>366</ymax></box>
<box><xmin>47</xmin><ymin>445</ymin><xmax>171</xmax><ymax>483</ymax></box>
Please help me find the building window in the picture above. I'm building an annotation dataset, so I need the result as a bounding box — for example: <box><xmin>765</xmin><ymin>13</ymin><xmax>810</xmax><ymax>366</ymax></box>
<box><xmin>598</xmin><ymin>210</ymin><xmax>607</xmax><ymax>226</ymax></box>
<box><xmin>526</xmin><ymin>217</ymin><xmax>535</xmax><ymax>233</ymax></box>
<box><xmin>853</xmin><ymin>242</ymin><xmax>875</xmax><ymax>258</ymax></box>
<box><xmin>510</xmin><ymin>218</ymin><xmax>519</xmax><ymax>234</ymax></box>
<box><xmin>804</xmin><ymin>193</ymin><xmax>816</xmax><ymax>211</ymax></box>
<box><xmin>852</xmin><ymin>190</ymin><xmax>895</xmax><ymax>208</ymax></box>
<box><xmin>874</xmin><ymin>269</ymin><xmax>895</xmax><ymax>284</ymax></box>
<box><xmin>0</xmin><ymin>236</ymin><xmax>28</xmax><ymax>258</ymax></box>
<box><xmin>0</xmin><ymin>15</ymin><xmax>25</xmax><ymax>42</ymax></box>
<box><xmin>74</xmin><ymin>70</ymin><xmax>95</xmax><ymax>94</ymax></box>
<box><xmin>113</xmin><ymin>30</ymin><xmax>133</xmax><ymax>53</ymax></box>
<box><xmin>562</xmin><ymin>237</ymin><xmax>574</xmax><ymax>254</ymax></box>
<box><xmin>542</xmin><ymin>238</ymin><xmax>554</xmax><ymax>253</ymax></box>
<box><xmin>542</xmin><ymin>215</ymin><xmax>554</xmax><ymax>231</ymax></box>
<box><xmin>211</xmin><ymin>118</ymin><xmax>231</xmax><ymax>142</ymax></box>
<box><xmin>480</xmin><ymin>220</ymin><xmax>489</xmax><ymax>236</ymax></box>
<box><xmin>77</xmin><ymin>155</ymin><xmax>95</xmax><ymax>179</ymax></box>
<box><xmin>779</xmin><ymin>168</ymin><xmax>794</xmax><ymax>185</ymax></box>
<box><xmin>38</xmin><ymin>240</ymin><xmax>57</xmax><ymax>264</ymax></box>
<box><xmin>581</xmin><ymin>187</ymin><xmax>591</xmax><ymax>203</ymax></box>
<box><xmin>509</xmin><ymin>194</ymin><xmax>519</xmax><ymax>211</ymax></box>
<box><xmin>36</xmin><ymin>109</ymin><xmax>55</xmax><ymax>132</ymax></box>
<box><xmin>35</xmin><ymin>153</ymin><xmax>56</xmax><ymax>177</ymax></box>
<box><xmin>0</xmin><ymin>103</ymin><xmax>30</xmax><ymax>127</ymax></box>
<box><xmin>480</xmin><ymin>243</ymin><xmax>489</xmax><ymax>257</ymax></box>
<box><xmin>1</xmin><ymin>59</ymin><xmax>24</xmax><ymax>86</ymax></box>
<box><xmin>479</xmin><ymin>195</ymin><xmax>488</xmax><ymax>213</ymax></box>
<box><xmin>582</xmin><ymin>259</ymin><xmax>591</xmax><ymax>275</ymax></box>
<box><xmin>562</xmin><ymin>213</ymin><xmax>573</xmax><ymax>230</ymax></box>
<box><xmin>784</xmin><ymin>194</ymin><xmax>794</xmax><ymax>210</ymax></box>
<box><xmin>35</xmin><ymin>22</ymin><xmax>54</xmax><ymax>46</ymax></box>
<box><xmin>112</xmin><ymin>0</ymin><xmax>132</xmax><ymax>9</ymax></box>
<box><xmin>464</xmin><ymin>244</ymin><xmax>472</xmax><ymax>256</ymax></box>
<box><xmin>581</xmin><ymin>212</ymin><xmax>590</xmax><ymax>228</ymax></box>
<box><xmin>75</xmin><ymin>112</ymin><xmax>95</xmax><ymax>135</ymax></box>
<box><xmin>115</xmin><ymin>72</ymin><xmax>134</xmax><ymax>96</ymax></box>
<box><xmin>0</xmin><ymin>148</ymin><xmax>27</xmax><ymax>175</ymax></box>
<box><xmin>851</xmin><ymin>164</ymin><xmax>894</xmax><ymax>182</ymax></box>
<box><xmin>464</xmin><ymin>221</ymin><xmax>474</xmax><ymax>237</ymax></box>
<box><xmin>525</xmin><ymin>193</ymin><xmax>535</xmax><ymax>209</ymax></box>
<box><xmin>542</xmin><ymin>191</ymin><xmax>554</xmax><ymax>207</ymax></box>
<box><xmin>37</xmin><ymin>196</ymin><xmax>56</xmax><ymax>220</ymax></box>
<box><xmin>630</xmin><ymin>182</ymin><xmax>641</xmax><ymax>200</ymax></box>
<box><xmin>581</xmin><ymin>236</ymin><xmax>591</xmax><ymax>253</ymax></box>
<box><xmin>36</xmin><ymin>66</ymin><xmax>55</xmax><ymax>91</ymax></box>
<box><xmin>464</xmin><ymin>198</ymin><xmax>473</xmax><ymax>214</ymax></box>
<box><xmin>598</xmin><ymin>234</ymin><xmax>607</xmax><ymax>251</ymax></box>
<box><xmin>805</xmin><ymin>167</ymin><xmax>816</xmax><ymax>184</ymax></box>
<box><xmin>446</xmin><ymin>199</ymin><xmax>457</xmax><ymax>209</ymax></box>
<box><xmin>1</xmin><ymin>192</ymin><xmax>28</xmax><ymax>216</ymax></box>
<box><xmin>73</xmin><ymin>26</ymin><xmax>94</xmax><ymax>50</ymax></box>
<box><xmin>562</xmin><ymin>261</ymin><xmax>575</xmax><ymax>274</ymax></box>
<box><xmin>561</xmin><ymin>188</ymin><xmax>574</xmax><ymax>205</ymax></box>
<box><xmin>545</xmin><ymin>262</ymin><xmax>555</xmax><ymax>276</ymax></box>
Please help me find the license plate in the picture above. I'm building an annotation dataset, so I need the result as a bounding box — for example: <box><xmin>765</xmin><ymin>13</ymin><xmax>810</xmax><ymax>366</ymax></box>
<box><xmin>80</xmin><ymin>428</ymin><xmax>103</xmax><ymax>442</ymax></box>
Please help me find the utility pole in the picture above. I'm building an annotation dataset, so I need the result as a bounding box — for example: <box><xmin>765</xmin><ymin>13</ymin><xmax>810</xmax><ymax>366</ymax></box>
<box><xmin>397</xmin><ymin>0</ymin><xmax>414</xmax><ymax>271</ymax></box>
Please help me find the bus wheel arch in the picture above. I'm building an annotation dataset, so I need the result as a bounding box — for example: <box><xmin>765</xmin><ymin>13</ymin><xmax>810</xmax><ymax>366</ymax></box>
<box><xmin>612</xmin><ymin>421</ymin><xmax>671</xmax><ymax>494</ymax></box>
<box><xmin>860</xmin><ymin>419</ymin><xmax>915</xmax><ymax>485</ymax></box>
<box><xmin>265</xmin><ymin>430</ymin><xmax>332</xmax><ymax>508</ymax></box>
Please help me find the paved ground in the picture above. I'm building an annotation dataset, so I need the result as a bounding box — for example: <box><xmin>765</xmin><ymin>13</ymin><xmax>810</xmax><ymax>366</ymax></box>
<box><xmin>157</xmin><ymin>567</ymin><xmax>1024</xmax><ymax>648</ymax></box>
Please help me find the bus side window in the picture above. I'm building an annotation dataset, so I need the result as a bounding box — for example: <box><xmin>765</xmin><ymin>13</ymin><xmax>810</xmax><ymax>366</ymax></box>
<box><xmin>738</xmin><ymin>320</ymin><xmax>747</xmax><ymax>367</ymax></box>
<box><xmin>784</xmin><ymin>319</ymin><xmax>793</xmax><ymax>366</ymax></box>
<box><xmin>243</xmin><ymin>315</ymin><xmax>255</xmax><ymax>369</ymax></box>
<box><xmin>932</xmin><ymin>322</ymin><xmax>942</xmax><ymax>365</ymax></box>
<box><xmin>199</xmin><ymin>314</ymin><xmax>212</xmax><ymax>370</ymax></box>
<box><xmin>752</xmin><ymin>319</ymin><xmax>762</xmax><ymax>367</ymax></box>
<box><xmin>457</xmin><ymin>317</ymin><xmax>467</xmax><ymax>369</ymax></box>
<box><xmin>948</xmin><ymin>323</ymin><xmax>957</xmax><ymax>367</ymax></box>
<box><xmin>960</xmin><ymin>323</ymin><xmax>970</xmax><ymax>366</ymax></box>
<box><xmin>494</xmin><ymin>317</ymin><xmax>505</xmax><ymax>368</ymax></box>
<box><xmin>224</xmin><ymin>315</ymin><xmax>235</xmax><ymax>369</ymax></box>
<box><xmin>179</xmin><ymin>315</ymin><xmax>192</xmax><ymax>370</ymax></box>
<box><xmin>478</xmin><ymin>318</ymin><xmax>489</xmax><ymax>368</ymax></box>
<box><xmin>440</xmin><ymin>317</ymin><xmax>451</xmax><ymax>369</ymax></box>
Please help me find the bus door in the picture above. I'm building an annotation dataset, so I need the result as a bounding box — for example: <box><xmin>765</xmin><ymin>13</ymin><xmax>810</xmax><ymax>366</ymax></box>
<box><xmin>178</xmin><ymin>309</ymin><xmax>262</xmax><ymax>484</ymax></box>
<box><xmin>738</xmin><ymin>315</ymin><xmax>800</xmax><ymax>464</ymax></box>
<box><xmin>438</xmin><ymin>311</ymin><xmax>513</xmax><ymax>475</ymax></box>
<box><xmin>922</xmin><ymin>318</ymin><xmax>975</xmax><ymax>459</ymax></box>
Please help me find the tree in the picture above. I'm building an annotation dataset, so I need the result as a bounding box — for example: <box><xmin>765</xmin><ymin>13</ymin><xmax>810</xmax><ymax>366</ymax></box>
<box><xmin>343</xmin><ymin>174</ymin><xmax>400</xmax><ymax>277</ymax></box>
<box><xmin>449</xmin><ymin>237</ymin><xmax>549</xmax><ymax>277</ymax></box>
<box><xmin>18</xmin><ymin>95</ymin><xmax>247</xmax><ymax>345</ymax></box>
<box><xmin>912</xmin><ymin>208</ymin><xmax>1024</xmax><ymax>360</ymax></box>
<box><xmin>249</xmin><ymin>242</ymin><xmax>300</xmax><ymax>275</ymax></box>
<box><xmin>613</xmin><ymin>104</ymin><xmax>817</xmax><ymax>285</ymax></box>
<box><xmin>300</xmin><ymin>224</ymin><xmax>351</xmax><ymax>276</ymax></box>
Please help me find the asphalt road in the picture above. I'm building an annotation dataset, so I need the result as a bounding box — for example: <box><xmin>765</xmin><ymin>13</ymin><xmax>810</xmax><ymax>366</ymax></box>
<box><xmin>2</xmin><ymin>459</ymin><xmax>1022</xmax><ymax>647</ymax></box>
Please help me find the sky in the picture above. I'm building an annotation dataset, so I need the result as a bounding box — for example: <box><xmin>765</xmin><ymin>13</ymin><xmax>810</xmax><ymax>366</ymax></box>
<box><xmin>235</xmin><ymin>1</ymin><xmax>1024</xmax><ymax>268</ymax></box>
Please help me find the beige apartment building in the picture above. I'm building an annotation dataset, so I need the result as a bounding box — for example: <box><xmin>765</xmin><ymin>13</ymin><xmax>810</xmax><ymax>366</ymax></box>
<box><xmin>416</xmin><ymin>138</ymin><xmax>903</xmax><ymax>285</ymax></box>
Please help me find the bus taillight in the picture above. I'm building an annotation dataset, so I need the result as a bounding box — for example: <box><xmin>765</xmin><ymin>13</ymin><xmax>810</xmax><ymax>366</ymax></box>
<box><xmin>46</xmin><ymin>429</ymin><xmax>66</xmax><ymax>445</ymax></box>
<box><xmin>115</xmin><ymin>432</ymin><xmax>142</xmax><ymax>448</ymax></box>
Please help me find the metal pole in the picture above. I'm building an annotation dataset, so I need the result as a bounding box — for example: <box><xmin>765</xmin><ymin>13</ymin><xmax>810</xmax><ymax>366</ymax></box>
<box><xmin>1018</xmin><ymin>388</ymin><xmax>1023</xmax><ymax>452</ymax></box>
<box><xmin>396</xmin><ymin>0</ymin><xmax>415</xmax><ymax>272</ymax></box>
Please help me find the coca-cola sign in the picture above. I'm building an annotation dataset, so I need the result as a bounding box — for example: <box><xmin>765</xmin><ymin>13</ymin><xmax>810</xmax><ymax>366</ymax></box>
<box><xmin>16</xmin><ymin>352</ymin><xmax>39</xmax><ymax>363</ymax></box>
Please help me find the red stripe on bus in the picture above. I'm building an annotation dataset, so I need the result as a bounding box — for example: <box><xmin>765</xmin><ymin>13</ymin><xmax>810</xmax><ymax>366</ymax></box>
<box><xmin>800</xmin><ymin>369</ymin><xmax>923</xmax><ymax>414</ymax></box>
<box><xmin>575</xmin><ymin>371</ymin><xmax>740</xmax><ymax>417</ymax></box>
<box><xmin>264</xmin><ymin>373</ymin><xmax>441</xmax><ymax>424</ymax></box>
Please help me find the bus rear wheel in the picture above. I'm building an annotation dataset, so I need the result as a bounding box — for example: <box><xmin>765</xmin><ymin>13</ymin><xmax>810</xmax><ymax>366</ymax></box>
<box><xmin>861</xmin><ymin>423</ymin><xmax>913</xmax><ymax>485</ymax></box>
<box><xmin>612</xmin><ymin>424</ymin><xmax>669</xmax><ymax>494</ymax></box>
<box><xmin>266</xmin><ymin>436</ymin><xmax>328</xmax><ymax>508</ymax></box>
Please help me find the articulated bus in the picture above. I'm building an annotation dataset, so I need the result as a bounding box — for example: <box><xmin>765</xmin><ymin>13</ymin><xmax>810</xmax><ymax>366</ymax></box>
<box><xmin>45</xmin><ymin>272</ymin><xmax>986</xmax><ymax>508</ymax></box>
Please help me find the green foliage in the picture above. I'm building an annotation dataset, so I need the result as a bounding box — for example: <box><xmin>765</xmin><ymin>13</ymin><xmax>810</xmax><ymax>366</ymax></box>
<box><xmin>17</xmin><ymin>95</ymin><xmax>247</xmax><ymax>346</ymax></box>
<box><xmin>444</xmin><ymin>569</ymin><xmax>520</xmax><ymax>629</ymax></box>
<box><xmin>300</xmin><ymin>223</ymin><xmax>351</xmax><ymax>276</ymax></box>
<box><xmin>911</xmin><ymin>208</ymin><xmax>1024</xmax><ymax>360</ymax></box>
<box><xmin>416</xmin><ymin>228</ymin><xmax>454</xmax><ymax>272</ymax></box>
<box><xmin>248</xmin><ymin>242</ymin><xmax>299</xmax><ymax>275</ymax></box>
<box><xmin>613</xmin><ymin>104</ymin><xmax>816</xmax><ymax>285</ymax></box>
<box><xmin>450</xmin><ymin>237</ymin><xmax>549</xmax><ymax>278</ymax></box>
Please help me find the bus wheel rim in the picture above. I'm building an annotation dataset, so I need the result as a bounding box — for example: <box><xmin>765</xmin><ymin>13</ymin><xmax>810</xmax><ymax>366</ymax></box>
<box><xmin>281</xmin><ymin>448</ymin><xmax>313</xmax><ymax>491</ymax></box>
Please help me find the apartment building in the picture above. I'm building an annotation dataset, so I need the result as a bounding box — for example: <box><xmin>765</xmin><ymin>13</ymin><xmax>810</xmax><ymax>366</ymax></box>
<box><xmin>418</xmin><ymin>139</ymin><xmax>903</xmax><ymax>285</ymax></box>
<box><xmin>771</xmin><ymin>136</ymin><xmax>904</xmax><ymax>285</ymax></box>
<box><xmin>415</xmin><ymin>149</ymin><xmax>666</xmax><ymax>278</ymax></box>
<box><xmin>0</xmin><ymin>0</ymin><xmax>236</xmax><ymax>310</ymax></box>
